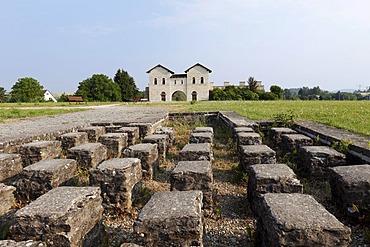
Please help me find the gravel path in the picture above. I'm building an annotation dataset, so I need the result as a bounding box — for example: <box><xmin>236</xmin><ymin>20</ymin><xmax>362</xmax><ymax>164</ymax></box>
<box><xmin>0</xmin><ymin>105</ymin><xmax>169</xmax><ymax>152</ymax></box>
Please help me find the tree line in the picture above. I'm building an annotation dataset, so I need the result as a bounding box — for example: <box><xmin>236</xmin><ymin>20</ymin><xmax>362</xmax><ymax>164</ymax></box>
<box><xmin>0</xmin><ymin>69</ymin><xmax>141</xmax><ymax>103</ymax></box>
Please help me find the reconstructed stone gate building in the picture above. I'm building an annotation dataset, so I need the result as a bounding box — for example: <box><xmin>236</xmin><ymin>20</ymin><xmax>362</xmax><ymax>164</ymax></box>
<box><xmin>147</xmin><ymin>63</ymin><xmax>212</xmax><ymax>102</ymax></box>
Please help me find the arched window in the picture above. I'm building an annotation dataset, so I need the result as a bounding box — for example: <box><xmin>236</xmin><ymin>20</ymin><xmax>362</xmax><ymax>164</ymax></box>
<box><xmin>154</xmin><ymin>78</ymin><xmax>157</xmax><ymax>85</ymax></box>
<box><xmin>174</xmin><ymin>80</ymin><xmax>177</xmax><ymax>85</ymax></box>
<box><xmin>201</xmin><ymin>77</ymin><xmax>204</xmax><ymax>84</ymax></box>
<box><xmin>192</xmin><ymin>77</ymin><xmax>195</xmax><ymax>84</ymax></box>
<box><xmin>162</xmin><ymin>78</ymin><xmax>165</xmax><ymax>85</ymax></box>
<box><xmin>191</xmin><ymin>91</ymin><xmax>197</xmax><ymax>101</ymax></box>
<box><xmin>181</xmin><ymin>80</ymin><xmax>184</xmax><ymax>84</ymax></box>
<box><xmin>161</xmin><ymin>92</ymin><xmax>166</xmax><ymax>101</ymax></box>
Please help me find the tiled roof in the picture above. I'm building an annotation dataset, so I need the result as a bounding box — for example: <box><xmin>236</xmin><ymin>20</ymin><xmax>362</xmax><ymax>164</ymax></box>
<box><xmin>184</xmin><ymin>63</ymin><xmax>212</xmax><ymax>73</ymax></box>
<box><xmin>146</xmin><ymin>64</ymin><xmax>174</xmax><ymax>74</ymax></box>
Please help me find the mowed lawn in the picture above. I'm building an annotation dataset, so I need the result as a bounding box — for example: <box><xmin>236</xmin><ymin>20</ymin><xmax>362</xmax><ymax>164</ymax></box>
<box><xmin>1</xmin><ymin>101</ymin><xmax>370</xmax><ymax>136</ymax></box>
<box><xmin>183</xmin><ymin>101</ymin><xmax>370</xmax><ymax>136</ymax></box>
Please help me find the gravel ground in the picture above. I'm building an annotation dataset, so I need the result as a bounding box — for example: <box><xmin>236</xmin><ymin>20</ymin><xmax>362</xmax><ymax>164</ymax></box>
<box><xmin>0</xmin><ymin>105</ymin><xmax>169</xmax><ymax>152</ymax></box>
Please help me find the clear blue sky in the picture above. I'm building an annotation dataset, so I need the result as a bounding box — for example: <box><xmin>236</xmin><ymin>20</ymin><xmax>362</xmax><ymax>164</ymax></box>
<box><xmin>1</xmin><ymin>0</ymin><xmax>369</xmax><ymax>93</ymax></box>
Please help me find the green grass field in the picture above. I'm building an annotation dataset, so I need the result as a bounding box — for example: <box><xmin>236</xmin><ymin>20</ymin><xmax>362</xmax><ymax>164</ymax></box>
<box><xmin>1</xmin><ymin>101</ymin><xmax>369</xmax><ymax>136</ymax></box>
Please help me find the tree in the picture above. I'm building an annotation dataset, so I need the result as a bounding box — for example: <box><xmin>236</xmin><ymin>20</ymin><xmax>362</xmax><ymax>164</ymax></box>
<box><xmin>283</xmin><ymin>89</ymin><xmax>292</xmax><ymax>100</ymax></box>
<box><xmin>270</xmin><ymin>85</ymin><xmax>283</xmax><ymax>99</ymax></box>
<box><xmin>248</xmin><ymin>76</ymin><xmax>259</xmax><ymax>92</ymax></box>
<box><xmin>10</xmin><ymin>77</ymin><xmax>44</xmax><ymax>102</ymax></box>
<box><xmin>114</xmin><ymin>69</ymin><xmax>139</xmax><ymax>102</ymax></box>
<box><xmin>0</xmin><ymin>87</ymin><xmax>7</xmax><ymax>103</ymax></box>
<box><xmin>76</xmin><ymin>74</ymin><xmax>121</xmax><ymax>102</ymax></box>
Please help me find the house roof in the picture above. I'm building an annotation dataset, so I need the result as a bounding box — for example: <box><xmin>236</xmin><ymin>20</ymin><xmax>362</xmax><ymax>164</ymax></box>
<box><xmin>146</xmin><ymin>64</ymin><xmax>174</xmax><ymax>74</ymax></box>
<box><xmin>170</xmin><ymin>74</ymin><xmax>187</xmax><ymax>78</ymax></box>
<box><xmin>184</xmin><ymin>63</ymin><xmax>212</xmax><ymax>73</ymax></box>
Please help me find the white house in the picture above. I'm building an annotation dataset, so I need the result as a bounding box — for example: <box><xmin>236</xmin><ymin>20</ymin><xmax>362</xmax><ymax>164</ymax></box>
<box><xmin>147</xmin><ymin>63</ymin><xmax>212</xmax><ymax>102</ymax></box>
<box><xmin>43</xmin><ymin>90</ymin><xmax>57</xmax><ymax>102</ymax></box>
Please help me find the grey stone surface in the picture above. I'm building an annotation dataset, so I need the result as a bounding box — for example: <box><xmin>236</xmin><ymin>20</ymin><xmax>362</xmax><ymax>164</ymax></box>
<box><xmin>239</xmin><ymin>145</ymin><xmax>276</xmax><ymax>170</ymax></box>
<box><xmin>10</xmin><ymin>186</ymin><xmax>104</xmax><ymax>247</ymax></box>
<box><xmin>189</xmin><ymin>132</ymin><xmax>213</xmax><ymax>144</ymax></box>
<box><xmin>142</xmin><ymin>134</ymin><xmax>169</xmax><ymax>160</ymax></box>
<box><xmin>234</xmin><ymin>127</ymin><xmax>254</xmax><ymax>133</ymax></box>
<box><xmin>98</xmin><ymin>133</ymin><xmax>128</xmax><ymax>158</ymax></box>
<box><xmin>281</xmin><ymin>134</ymin><xmax>313</xmax><ymax>153</ymax></box>
<box><xmin>59</xmin><ymin>132</ymin><xmax>88</xmax><ymax>150</ymax></box>
<box><xmin>170</xmin><ymin>161</ymin><xmax>213</xmax><ymax>212</ymax></box>
<box><xmin>67</xmin><ymin>143</ymin><xmax>107</xmax><ymax>169</ymax></box>
<box><xmin>255</xmin><ymin>193</ymin><xmax>351</xmax><ymax>247</ymax></box>
<box><xmin>16</xmin><ymin>159</ymin><xmax>77</xmax><ymax>201</ymax></box>
<box><xmin>122</xmin><ymin>143</ymin><xmax>158</xmax><ymax>180</ymax></box>
<box><xmin>0</xmin><ymin>240</ymin><xmax>46</xmax><ymax>247</ymax></box>
<box><xmin>247</xmin><ymin>164</ymin><xmax>302</xmax><ymax>201</ymax></box>
<box><xmin>19</xmin><ymin>141</ymin><xmax>62</xmax><ymax>167</ymax></box>
<box><xmin>120</xmin><ymin>244</ymin><xmax>142</xmax><ymax>247</ymax></box>
<box><xmin>90</xmin><ymin>158</ymin><xmax>142</xmax><ymax>210</ymax></box>
<box><xmin>0</xmin><ymin>153</ymin><xmax>22</xmax><ymax>182</ymax></box>
<box><xmin>115</xmin><ymin>127</ymin><xmax>140</xmax><ymax>146</ymax></box>
<box><xmin>329</xmin><ymin>164</ymin><xmax>370</xmax><ymax>211</ymax></box>
<box><xmin>193</xmin><ymin>127</ymin><xmax>214</xmax><ymax>134</ymax></box>
<box><xmin>179</xmin><ymin>143</ymin><xmax>213</xmax><ymax>161</ymax></box>
<box><xmin>154</xmin><ymin>127</ymin><xmax>175</xmax><ymax>145</ymax></box>
<box><xmin>134</xmin><ymin>190</ymin><xmax>203</xmax><ymax>247</ymax></box>
<box><xmin>236</xmin><ymin>132</ymin><xmax>262</xmax><ymax>146</ymax></box>
<box><xmin>269</xmin><ymin>127</ymin><xmax>297</xmax><ymax>149</ymax></box>
<box><xmin>0</xmin><ymin>106</ymin><xmax>168</xmax><ymax>153</ymax></box>
<box><xmin>105</xmin><ymin>125</ymin><xmax>124</xmax><ymax>133</ymax></box>
<box><xmin>0</xmin><ymin>183</ymin><xmax>15</xmax><ymax>216</ymax></box>
<box><xmin>298</xmin><ymin>145</ymin><xmax>346</xmax><ymax>178</ymax></box>
<box><xmin>78</xmin><ymin>126</ymin><xmax>106</xmax><ymax>142</ymax></box>
<box><xmin>127</xmin><ymin>123</ymin><xmax>154</xmax><ymax>139</ymax></box>
<box><xmin>218</xmin><ymin>111</ymin><xmax>258</xmax><ymax>129</ymax></box>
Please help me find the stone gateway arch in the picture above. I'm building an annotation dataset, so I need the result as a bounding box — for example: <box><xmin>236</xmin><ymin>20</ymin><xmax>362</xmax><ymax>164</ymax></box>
<box><xmin>147</xmin><ymin>63</ymin><xmax>212</xmax><ymax>102</ymax></box>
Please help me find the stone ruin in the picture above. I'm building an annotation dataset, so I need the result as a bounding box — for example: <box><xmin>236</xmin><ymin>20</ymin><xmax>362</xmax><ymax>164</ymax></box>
<box><xmin>1</xmin><ymin>110</ymin><xmax>370</xmax><ymax>246</ymax></box>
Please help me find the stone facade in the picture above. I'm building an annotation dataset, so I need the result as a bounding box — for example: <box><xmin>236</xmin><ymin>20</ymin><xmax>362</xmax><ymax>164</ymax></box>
<box><xmin>89</xmin><ymin>158</ymin><xmax>142</xmax><ymax>211</ymax></box>
<box><xmin>116</xmin><ymin>127</ymin><xmax>140</xmax><ymax>146</ymax></box>
<box><xmin>98</xmin><ymin>133</ymin><xmax>128</xmax><ymax>158</ymax></box>
<box><xmin>134</xmin><ymin>190</ymin><xmax>204</xmax><ymax>247</ymax></box>
<box><xmin>10</xmin><ymin>186</ymin><xmax>104</xmax><ymax>246</ymax></box>
<box><xmin>280</xmin><ymin>134</ymin><xmax>313</xmax><ymax>153</ymax></box>
<box><xmin>142</xmin><ymin>134</ymin><xmax>169</xmax><ymax>160</ymax></box>
<box><xmin>59</xmin><ymin>132</ymin><xmax>88</xmax><ymax>150</ymax></box>
<box><xmin>239</xmin><ymin>145</ymin><xmax>276</xmax><ymax>170</ymax></box>
<box><xmin>67</xmin><ymin>143</ymin><xmax>107</xmax><ymax>169</ymax></box>
<box><xmin>147</xmin><ymin>63</ymin><xmax>212</xmax><ymax>102</ymax></box>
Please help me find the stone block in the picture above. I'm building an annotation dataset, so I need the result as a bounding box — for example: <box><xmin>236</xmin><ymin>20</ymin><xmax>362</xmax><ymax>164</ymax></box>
<box><xmin>98</xmin><ymin>133</ymin><xmax>128</xmax><ymax>158</ymax></box>
<box><xmin>143</xmin><ymin>134</ymin><xmax>169</xmax><ymax>160</ymax></box>
<box><xmin>281</xmin><ymin>134</ymin><xmax>313</xmax><ymax>153</ymax></box>
<box><xmin>236</xmin><ymin>132</ymin><xmax>262</xmax><ymax>146</ymax></box>
<box><xmin>16</xmin><ymin>159</ymin><xmax>77</xmax><ymax>201</ymax></box>
<box><xmin>170</xmin><ymin>161</ymin><xmax>213</xmax><ymax>212</ymax></box>
<box><xmin>116</xmin><ymin>127</ymin><xmax>140</xmax><ymax>146</ymax></box>
<box><xmin>89</xmin><ymin>158</ymin><xmax>142</xmax><ymax>210</ymax></box>
<box><xmin>0</xmin><ymin>240</ymin><xmax>46</xmax><ymax>247</ymax></box>
<box><xmin>78</xmin><ymin>126</ymin><xmax>106</xmax><ymax>142</ymax></box>
<box><xmin>59</xmin><ymin>132</ymin><xmax>88</xmax><ymax>150</ymax></box>
<box><xmin>298</xmin><ymin>146</ymin><xmax>346</xmax><ymax>178</ymax></box>
<box><xmin>154</xmin><ymin>127</ymin><xmax>175</xmax><ymax>145</ymax></box>
<box><xmin>127</xmin><ymin>123</ymin><xmax>153</xmax><ymax>139</ymax></box>
<box><xmin>10</xmin><ymin>186</ymin><xmax>104</xmax><ymax>247</ymax></box>
<box><xmin>234</xmin><ymin>127</ymin><xmax>254</xmax><ymax>134</ymax></box>
<box><xmin>134</xmin><ymin>190</ymin><xmax>203</xmax><ymax>247</ymax></box>
<box><xmin>179</xmin><ymin>143</ymin><xmax>213</xmax><ymax>162</ymax></box>
<box><xmin>239</xmin><ymin>145</ymin><xmax>276</xmax><ymax>170</ymax></box>
<box><xmin>247</xmin><ymin>163</ymin><xmax>302</xmax><ymax>201</ymax></box>
<box><xmin>19</xmin><ymin>141</ymin><xmax>62</xmax><ymax>167</ymax></box>
<box><xmin>122</xmin><ymin>144</ymin><xmax>158</xmax><ymax>180</ymax></box>
<box><xmin>193</xmin><ymin>127</ymin><xmax>213</xmax><ymax>134</ymax></box>
<box><xmin>0</xmin><ymin>153</ymin><xmax>22</xmax><ymax>182</ymax></box>
<box><xmin>0</xmin><ymin>183</ymin><xmax>15</xmax><ymax>216</ymax></box>
<box><xmin>105</xmin><ymin>125</ymin><xmax>124</xmax><ymax>133</ymax></box>
<box><xmin>329</xmin><ymin>164</ymin><xmax>370</xmax><ymax>211</ymax></box>
<box><xmin>189</xmin><ymin>132</ymin><xmax>213</xmax><ymax>144</ymax></box>
<box><xmin>67</xmin><ymin>143</ymin><xmax>107</xmax><ymax>169</ymax></box>
<box><xmin>254</xmin><ymin>193</ymin><xmax>351</xmax><ymax>247</ymax></box>
<box><xmin>269</xmin><ymin>127</ymin><xmax>297</xmax><ymax>149</ymax></box>
<box><xmin>120</xmin><ymin>244</ymin><xmax>142</xmax><ymax>247</ymax></box>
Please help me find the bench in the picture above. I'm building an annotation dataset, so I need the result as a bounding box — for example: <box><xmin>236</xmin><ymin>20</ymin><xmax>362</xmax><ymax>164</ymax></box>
<box><xmin>67</xmin><ymin>96</ymin><xmax>84</xmax><ymax>102</ymax></box>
